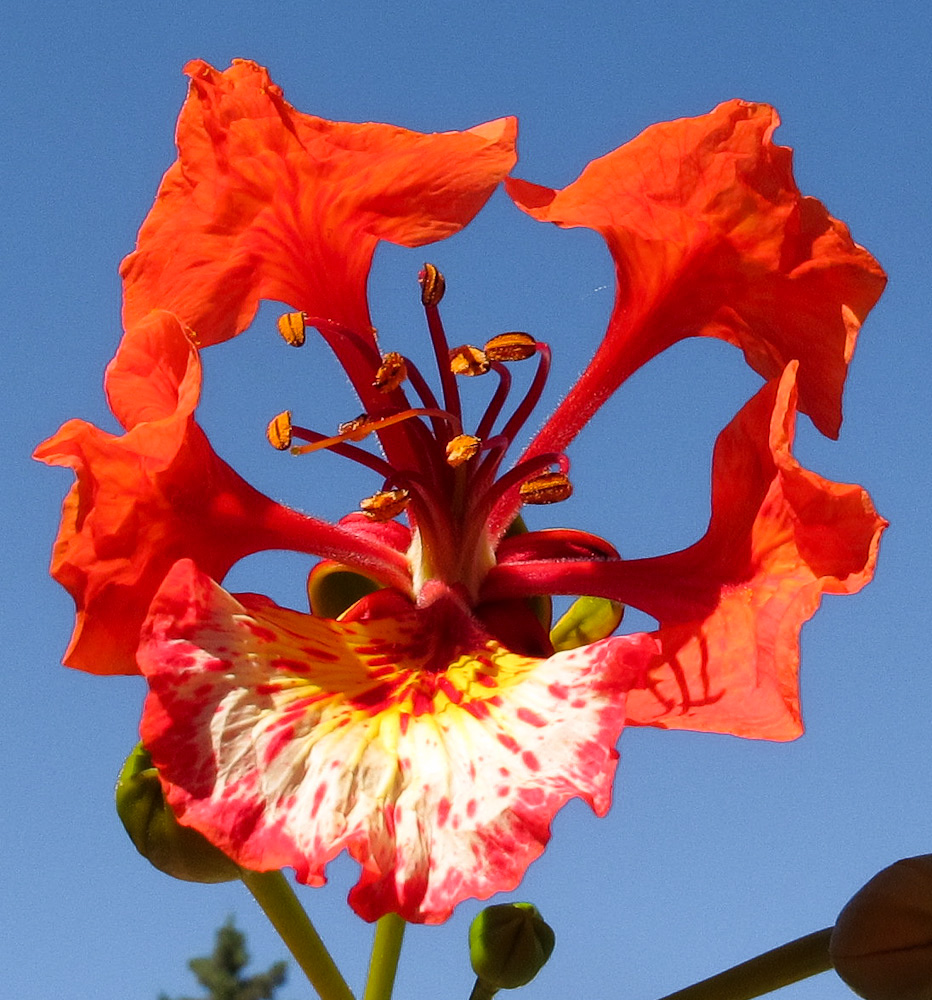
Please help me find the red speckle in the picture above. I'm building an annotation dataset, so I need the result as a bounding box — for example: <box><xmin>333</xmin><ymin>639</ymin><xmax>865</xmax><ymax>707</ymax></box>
<box><xmin>271</xmin><ymin>657</ymin><xmax>311</xmax><ymax>674</ymax></box>
<box><xmin>263</xmin><ymin>724</ymin><xmax>295</xmax><ymax>764</ymax></box>
<box><xmin>462</xmin><ymin>700</ymin><xmax>490</xmax><ymax>720</ymax></box>
<box><xmin>437</xmin><ymin>797</ymin><xmax>451</xmax><ymax>827</ymax></box>
<box><xmin>412</xmin><ymin>690</ymin><xmax>433</xmax><ymax>717</ymax></box>
<box><xmin>302</xmin><ymin>646</ymin><xmax>339</xmax><ymax>662</ymax></box>
<box><xmin>522</xmin><ymin>786</ymin><xmax>545</xmax><ymax>806</ymax></box>
<box><xmin>517</xmin><ymin>707</ymin><xmax>547</xmax><ymax>728</ymax></box>
<box><xmin>466</xmin><ymin>799</ymin><xmax>477</xmax><ymax>818</ymax></box>
<box><xmin>399</xmin><ymin>712</ymin><xmax>410</xmax><ymax>735</ymax></box>
<box><xmin>475</xmin><ymin>672</ymin><xmax>497</xmax><ymax>688</ymax></box>
<box><xmin>497</xmin><ymin>733</ymin><xmax>520</xmax><ymax>754</ymax></box>
<box><xmin>311</xmin><ymin>783</ymin><xmax>327</xmax><ymax>817</ymax></box>
<box><xmin>245</xmin><ymin>623</ymin><xmax>277</xmax><ymax>643</ymax></box>
<box><xmin>497</xmin><ymin>785</ymin><xmax>510</xmax><ymax>797</ymax></box>
<box><xmin>548</xmin><ymin>682</ymin><xmax>569</xmax><ymax>700</ymax></box>
<box><xmin>572</xmin><ymin>699</ymin><xmax>587</xmax><ymax>709</ymax></box>
<box><xmin>437</xmin><ymin>677</ymin><xmax>463</xmax><ymax>704</ymax></box>
<box><xmin>521</xmin><ymin>751</ymin><xmax>540</xmax><ymax>771</ymax></box>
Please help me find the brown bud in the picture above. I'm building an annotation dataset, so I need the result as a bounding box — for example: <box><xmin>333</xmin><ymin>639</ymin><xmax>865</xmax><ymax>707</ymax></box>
<box><xmin>360</xmin><ymin>488</ymin><xmax>410</xmax><ymax>521</ymax></box>
<box><xmin>520</xmin><ymin>472</ymin><xmax>573</xmax><ymax>505</ymax></box>
<box><xmin>277</xmin><ymin>311</ymin><xmax>307</xmax><ymax>347</ymax></box>
<box><xmin>831</xmin><ymin>855</ymin><xmax>932</xmax><ymax>1000</ymax></box>
<box><xmin>419</xmin><ymin>262</ymin><xmax>446</xmax><ymax>307</ymax></box>
<box><xmin>449</xmin><ymin>345</ymin><xmax>490</xmax><ymax>377</ymax></box>
<box><xmin>484</xmin><ymin>332</ymin><xmax>537</xmax><ymax>362</ymax></box>
<box><xmin>373</xmin><ymin>352</ymin><xmax>407</xmax><ymax>392</ymax></box>
<box><xmin>266</xmin><ymin>411</ymin><xmax>293</xmax><ymax>450</ymax></box>
<box><xmin>446</xmin><ymin>434</ymin><xmax>481</xmax><ymax>467</ymax></box>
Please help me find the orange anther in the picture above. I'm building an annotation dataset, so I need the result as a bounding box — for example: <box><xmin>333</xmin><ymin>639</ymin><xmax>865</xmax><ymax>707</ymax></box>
<box><xmin>484</xmin><ymin>332</ymin><xmax>537</xmax><ymax>362</ymax></box>
<box><xmin>419</xmin><ymin>262</ymin><xmax>446</xmax><ymax>307</ymax></box>
<box><xmin>338</xmin><ymin>414</ymin><xmax>372</xmax><ymax>442</ymax></box>
<box><xmin>449</xmin><ymin>345</ymin><xmax>490</xmax><ymax>377</ymax></box>
<box><xmin>445</xmin><ymin>434</ymin><xmax>481</xmax><ymax>467</ymax></box>
<box><xmin>266</xmin><ymin>411</ymin><xmax>293</xmax><ymax>450</ymax></box>
<box><xmin>373</xmin><ymin>352</ymin><xmax>408</xmax><ymax>392</ymax></box>
<box><xmin>277</xmin><ymin>312</ymin><xmax>307</xmax><ymax>347</ymax></box>
<box><xmin>519</xmin><ymin>472</ymin><xmax>573</xmax><ymax>505</ymax></box>
<box><xmin>360</xmin><ymin>489</ymin><xmax>410</xmax><ymax>521</ymax></box>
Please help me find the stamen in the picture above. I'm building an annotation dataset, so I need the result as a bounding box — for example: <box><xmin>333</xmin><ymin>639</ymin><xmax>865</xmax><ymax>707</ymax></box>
<box><xmin>360</xmin><ymin>489</ymin><xmax>410</xmax><ymax>521</ymax></box>
<box><xmin>484</xmin><ymin>332</ymin><xmax>537</xmax><ymax>362</ymax></box>
<box><xmin>498</xmin><ymin>343</ymin><xmax>552</xmax><ymax>446</ymax></box>
<box><xmin>277</xmin><ymin>312</ymin><xmax>307</xmax><ymax>347</ymax></box>
<box><xmin>373</xmin><ymin>352</ymin><xmax>407</xmax><ymax>393</ymax></box>
<box><xmin>519</xmin><ymin>471</ymin><xmax>573</xmax><ymax>505</ymax></box>
<box><xmin>419</xmin><ymin>263</ymin><xmax>462</xmax><ymax>427</ymax></box>
<box><xmin>475</xmin><ymin>363</ymin><xmax>512</xmax><ymax>442</ymax></box>
<box><xmin>446</xmin><ymin>434</ymin><xmax>481</xmax><ymax>467</ymax></box>
<box><xmin>266</xmin><ymin>411</ymin><xmax>293</xmax><ymax>450</ymax></box>
<box><xmin>419</xmin><ymin>262</ymin><xmax>446</xmax><ymax>307</ymax></box>
<box><xmin>449</xmin><ymin>345</ymin><xmax>490</xmax><ymax>377</ymax></box>
<box><xmin>290</xmin><ymin>407</ymin><xmax>461</xmax><ymax>456</ymax></box>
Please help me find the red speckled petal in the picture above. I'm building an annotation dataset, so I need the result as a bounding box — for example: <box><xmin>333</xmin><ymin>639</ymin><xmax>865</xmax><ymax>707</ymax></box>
<box><xmin>122</xmin><ymin>59</ymin><xmax>517</xmax><ymax>349</ymax></box>
<box><xmin>508</xmin><ymin>100</ymin><xmax>885</xmax><ymax>450</ymax></box>
<box><xmin>139</xmin><ymin>560</ymin><xmax>651</xmax><ymax>922</ymax></box>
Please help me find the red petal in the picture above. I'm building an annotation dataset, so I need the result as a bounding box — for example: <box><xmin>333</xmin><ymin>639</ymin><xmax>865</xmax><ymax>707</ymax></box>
<box><xmin>139</xmin><ymin>561</ymin><xmax>647</xmax><ymax>922</ymax></box>
<box><xmin>34</xmin><ymin>314</ymin><xmax>409</xmax><ymax>675</ymax></box>
<box><xmin>483</xmin><ymin>364</ymin><xmax>885</xmax><ymax>739</ymax></box>
<box><xmin>122</xmin><ymin>59</ymin><xmax>517</xmax><ymax>349</ymax></box>
<box><xmin>508</xmin><ymin>100</ymin><xmax>885</xmax><ymax>449</ymax></box>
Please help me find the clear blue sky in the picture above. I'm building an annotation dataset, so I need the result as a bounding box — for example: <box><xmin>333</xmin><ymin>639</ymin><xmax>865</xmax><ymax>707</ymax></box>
<box><xmin>3</xmin><ymin>1</ymin><xmax>930</xmax><ymax>998</ymax></box>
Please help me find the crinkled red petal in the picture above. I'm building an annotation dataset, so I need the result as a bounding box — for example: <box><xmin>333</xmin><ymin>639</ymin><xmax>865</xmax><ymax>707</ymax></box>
<box><xmin>34</xmin><ymin>314</ymin><xmax>409</xmax><ymax>675</ymax></box>
<box><xmin>508</xmin><ymin>100</ymin><xmax>886</xmax><ymax>450</ymax></box>
<box><xmin>122</xmin><ymin>59</ymin><xmax>517</xmax><ymax>356</ymax></box>
<box><xmin>138</xmin><ymin>560</ymin><xmax>651</xmax><ymax>922</ymax></box>
<box><xmin>483</xmin><ymin>363</ymin><xmax>885</xmax><ymax>739</ymax></box>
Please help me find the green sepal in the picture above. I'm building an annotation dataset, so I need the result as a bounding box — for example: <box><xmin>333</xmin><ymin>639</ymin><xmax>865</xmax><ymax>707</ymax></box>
<box><xmin>549</xmin><ymin>595</ymin><xmax>624</xmax><ymax>651</ymax></box>
<box><xmin>469</xmin><ymin>902</ymin><xmax>556</xmax><ymax>992</ymax></box>
<box><xmin>115</xmin><ymin>742</ymin><xmax>241</xmax><ymax>883</ymax></box>
<box><xmin>307</xmin><ymin>563</ymin><xmax>382</xmax><ymax>619</ymax></box>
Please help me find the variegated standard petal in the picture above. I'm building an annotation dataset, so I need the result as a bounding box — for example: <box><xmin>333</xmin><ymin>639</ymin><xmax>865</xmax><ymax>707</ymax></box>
<box><xmin>139</xmin><ymin>560</ymin><xmax>652</xmax><ymax>922</ymax></box>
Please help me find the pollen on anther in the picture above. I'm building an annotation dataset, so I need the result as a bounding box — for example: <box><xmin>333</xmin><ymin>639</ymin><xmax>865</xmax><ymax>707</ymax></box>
<box><xmin>485</xmin><ymin>331</ymin><xmax>537</xmax><ymax>361</ymax></box>
<box><xmin>373</xmin><ymin>352</ymin><xmax>407</xmax><ymax>393</ymax></box>
<box><xmin>277</xmin><ymin>312</ymin><xmax>307</xmax><ymax>347</ymax></box>
<box><xmin>520</xmin><ymin>471</ymin><xmax>573</xmax><ymax>505</ymax></box>
<box><xmin>449</xmin><ymin>345</ymin><xmax>490</xmax><ymax>377</ymax></box>
<box><xmin>446</xmin><ymin>434</ymin><xmax>481</xmax><ymax>467</ymax></box>
<box><xmin>419</xmin><ymin>262</ymin><xmax>446</xmax><ymax>307</ymax></box>
<box><xmin>266</xmin><ymin>411</ymin><xmax>293</xmax><ymax>450</ymax></box>
<box><xmin>338</xmin><ymin>414</ymin><xmax>372</xmax><ymax>442</ymax></box>
<box><xmin>360</xmin><ymin>489</ymin><xmax>410</xmax><ymax>521</ymax></box>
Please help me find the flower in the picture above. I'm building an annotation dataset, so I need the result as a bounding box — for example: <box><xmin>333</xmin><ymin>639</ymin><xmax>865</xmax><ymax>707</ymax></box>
<box><xmin>36</xmin><ymin>60</ymin><xmax>886</xmax><ymax>923</ymax></box>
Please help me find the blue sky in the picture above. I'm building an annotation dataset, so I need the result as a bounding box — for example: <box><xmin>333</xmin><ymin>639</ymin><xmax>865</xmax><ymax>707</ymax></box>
<box><xmin>3</xmin><ymin>1</ymin><xmax>930</xmax><ymax>998</ymax></box>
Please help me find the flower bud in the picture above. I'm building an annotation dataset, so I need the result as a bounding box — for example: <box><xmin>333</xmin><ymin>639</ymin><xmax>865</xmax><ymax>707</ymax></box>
<box><xmin>830</xmin><ymin>855</ymin><xmax>932</xmax><ymax>1000</ymax></box>
<box><xmin>469</xmin><ymin>902</ymin><xmax>555</xmax><ymax>992</ymax></box>
<box><xmin>115</xmin><ymin>743</ymin><xmax>241</xmax><ymax>883</ymax></box>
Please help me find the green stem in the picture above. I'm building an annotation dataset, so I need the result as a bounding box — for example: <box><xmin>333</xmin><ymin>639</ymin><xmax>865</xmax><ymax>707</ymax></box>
<box><xmin>653</xmin><ymin>928</ymin><xmax>833</xmax><ymax>1000</ymax></box>
<box><xmin>240</xmin><ymin>869</ymin><xmax>357</xmax><ymax>1000</ymax></box>
<box><xmin>363</xmin><ymin>913</ymin><xmax>406</xmax><ymax>1000</ymax></box>
<box><xmin>468</xmin><ymin>980</ymin><xmax>498</xmax><ymax>1000</ymax></box>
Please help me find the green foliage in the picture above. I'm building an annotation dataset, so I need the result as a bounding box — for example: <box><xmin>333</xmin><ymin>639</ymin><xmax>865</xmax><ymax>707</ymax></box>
<box><xmin>160</xmin><ymin>918</ymin><xmax>287</xmax><ymax>1000</ymax></box>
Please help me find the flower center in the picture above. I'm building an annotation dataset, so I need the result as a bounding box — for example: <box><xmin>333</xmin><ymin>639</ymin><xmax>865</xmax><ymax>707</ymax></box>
<box><xmin>267</xmin><ymin>265</ymin><xmax>572</xmax><ymax>598</ymax></box>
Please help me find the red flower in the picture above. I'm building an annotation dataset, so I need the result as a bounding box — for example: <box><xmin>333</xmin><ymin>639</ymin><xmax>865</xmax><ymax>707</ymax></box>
<box><xmin>37</xmin><ymin>61</ymin><xmax>885</xmax><ymax>922</ymax></box>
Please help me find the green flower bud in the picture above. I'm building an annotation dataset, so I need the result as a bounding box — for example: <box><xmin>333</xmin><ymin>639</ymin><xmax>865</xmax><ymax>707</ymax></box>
<box><xmin>550</xmin><ymin>595</ymin><xmax>624</xmax><ymax>651</ymax></box>
<box><xmin>469</xmin><ymin>902</ymin><xmax>555</xmax><ymax>993</ymax></box>
<box><xmin>830</xmin><ymin>854</ymin><xmax>932</xmax><ymax>1000</ymax></box>
<box><xmin>115</xmin><ymin>742</ymin><xmax>241</xmax><ymax>883</ymax></box>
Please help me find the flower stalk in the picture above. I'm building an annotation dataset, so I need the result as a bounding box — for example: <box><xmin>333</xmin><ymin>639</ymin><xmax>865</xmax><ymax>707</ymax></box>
<box><xmin>652</xmin><ymin>927</ymin><xmax>833</xmax><ymax>1000</ymax></box>
<box><xmin>362</xmin><ymin>913</ymin><xmax>406</xmax><ymax>1000</ymax></box>
<box><xmin>239</xmin><ymin>868</ymin><xmax>357</xmax><ymax>1000</ymax></box>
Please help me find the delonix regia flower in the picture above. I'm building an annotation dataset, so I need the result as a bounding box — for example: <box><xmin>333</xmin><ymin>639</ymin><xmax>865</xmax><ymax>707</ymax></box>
<box><xmin>36</xmin><ymin>60</ymin><xmax>887</xmax><ymax>923</ymax></box>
